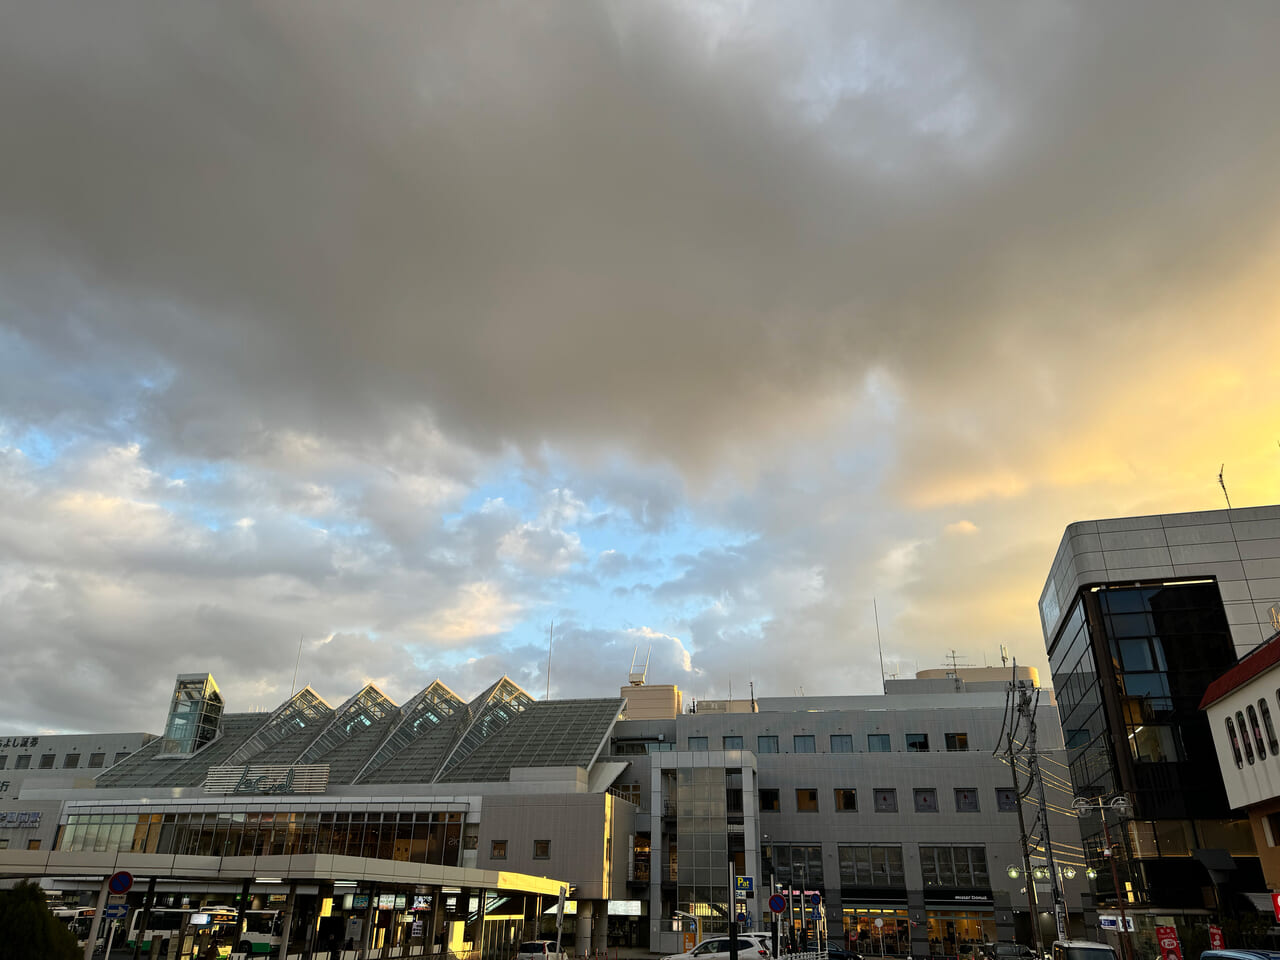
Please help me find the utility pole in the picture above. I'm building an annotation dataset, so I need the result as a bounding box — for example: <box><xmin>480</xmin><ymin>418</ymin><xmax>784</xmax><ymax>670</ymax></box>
<box><xmin>1022</xmin><ymin>685</ymin><xmax>1066</xmax><ymax>941</ymax></box>
<box><xmin>1007</xmin><ymin>728</ymin><xmax>1041</xmax><ymax>957</ymax></box>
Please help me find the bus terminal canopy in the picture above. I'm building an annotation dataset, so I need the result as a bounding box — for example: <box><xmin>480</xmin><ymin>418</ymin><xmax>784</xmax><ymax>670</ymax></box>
<box><xmin>0</xmin><ymin>848</ymin><xmax>567</xmax><ymax>896</ymax></box>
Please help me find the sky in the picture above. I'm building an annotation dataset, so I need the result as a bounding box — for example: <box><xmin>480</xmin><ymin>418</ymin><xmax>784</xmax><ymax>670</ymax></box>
<box><xmin>2</xmin><ymin>1</ymin><xmax>1280</xmax><ymax>735</ymax></box>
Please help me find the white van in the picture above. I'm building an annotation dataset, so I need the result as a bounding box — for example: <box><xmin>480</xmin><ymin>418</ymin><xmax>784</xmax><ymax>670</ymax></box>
<box><xmin>1052</xmin><ymin>940</ymin><xmax>1119</xmax><ymax>960</ymax></box>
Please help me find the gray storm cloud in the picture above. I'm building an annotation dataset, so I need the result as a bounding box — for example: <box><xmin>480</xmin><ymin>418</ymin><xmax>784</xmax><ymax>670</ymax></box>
<box><xmin>2</xmin><ymin>1</ymin><xmax>1278</xmax><ymax>473</ymax></box>
<box><xmin>4</xmin><ymin>1</ymin><xmax>1280</xmax><ymax>732</ymax></box>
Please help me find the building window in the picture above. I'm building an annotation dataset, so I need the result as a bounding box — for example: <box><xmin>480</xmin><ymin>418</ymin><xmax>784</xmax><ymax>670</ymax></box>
<box><xmin>868</xmin><ymin>734</ymin><xmax>890</xmax><ymax>753</ymax></box>
<box><xmin>0</xmin><ymin>756</ymin><xmax>7</xmax><ymax>770</ymax></box>
<box><xmin>906</xmin><ymin>734</ymin><xmax>929</xmax><ymax>753</ymax></box>
<box><xmin>463</xmin><ymin>834</ymin><xmax>478</xmax><ymax>850</ymax></box>
<box><xmin>38</xmin><ymin>754</ymin><xmax>55</xmax><ymax>770</ymax></box>
<box><xmin>27</xmin><ymin>840</ymin><xmax>40</xmax><ymax>851</ymax></box>
<box><xmin>996</xmin><ymin>788</ymin><xmax>1019</xmax><ymax>812</ymax></box>
<box><xmin>688</xmin><ymin>736</ymin><xmax>708</xmax><ymax>751</ymax></box>
<box><xmin>1262</xmin><ymin>700</ymin><xmax>1280</xmax><ymax>755</ymax></box>
<box><xmin>793</xmin><ymin>735</ymin><xmax>816</xmax><ymax>753</ymax></box>
<box><xmin>113</xmin><ymin>752</ymin><xmax>130</xmax><ymax>765</ymax></box>
<box><xmin>759</xmin><ymin>789</ymin><xmax>781</xmax><ymax>812</ymax></box>
<box><xmin>771</xmin><ymin>843</ymin><xmax>825</xmax><ymax>889</ymax></box>
<box><xmin>796</xmin><ymin>788</ymin><xmax>820</xmax><ymax>812</ymax></box>
<box><xmin>913</xmin><ymin>788</ymin><xmax>938</xmax><ymax>813</ymax></box>
<box><xmin>835</xmin><ymin>788</ymin><xmax>857</xmax><ymax>812</ymax></box>
<box><xmin>830</xmin><ymin>734</ymin><xmax>853</xmax><ymax>753</ymax></box>
<box><xmin>0</xmin><ymin>839</ymin><xmax>7</xmax><ymax>849</ymax></box>
<box><xmin>919</xmin><ymin>845</ymin><xmax>989</xmax><ymax>888</ymax></box>
<box><xmin>533</xmin><ymin>840</ymin><xmax>550</xmax><ymax>859</ymax></box>
<box><xmin>874</xmin><ymin>788</ymin><xmax>897</xmax><ymax>813</ymax></box>
<box><xmin>954</xmin><ymin>788</ymin><xmax>980</xmax><ymax>813</ymax></box>
<box><xmin>1268</xmin><ymin>812</ymin><xmax>1280</xmax><ymax>846</ymax></box>
<box><xmin>62</xmin><ymin>754</ymin><xmax>80</xmax><ymax>769</ymax></box>
<box><xmin>1226</xmin><ymin>717</ymin><xmax>1244</xmax><ymax>769</ymax></box>
<box><xmin>724</xmin><ymin>735</ymin><xmax>743</xmax><ymax>750</ymax></box>
<box><xmin>14</xmin><ymin>755</ymin><xmax>30</xmax><ymax>770</ymax></box>
<box><xmin>945</xmin><ymin>733</ymin><xmax>968</xmax><ymax>752</ymax></box>
<box><xmin>88</xmin><ymin>753</ymin><xmax>105</xmax><ymax>768</ymax></box>
<box><xmin>838</xmin><ymin>844</ymin><xmax>905</xmax><ymax>887</ymax></box>
<box><xmin>757</xmin><ymin>735</ymin><xmax>779</xmax><ymax>754</ymax></box>
<box><xmin>1248</xmin><ymin>705</ymin><xmax>1268</xmax><ymax>760</ymax></box>
<box><xmin>491</xmin><ymin>840</ymin><xmax>507</xmax><ymax>860</ymax></box>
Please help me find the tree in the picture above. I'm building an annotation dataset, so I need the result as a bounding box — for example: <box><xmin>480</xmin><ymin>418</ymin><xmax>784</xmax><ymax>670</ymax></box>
<box><xmin>0</xmin><ymin>880</ymin><xmax>81</xmax><ymax>960</ymax></box>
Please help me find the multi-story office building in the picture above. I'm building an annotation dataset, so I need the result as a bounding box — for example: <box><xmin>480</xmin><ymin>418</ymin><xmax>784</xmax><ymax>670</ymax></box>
<box><xmin>1200</xmin><ymin>627</ymin><xmax>1280</xmax><ymax>892</ymax></box>
<box><xmin>1039</xmin><ymin>505</ymin><xmax>1280</xmax><ymax>937</ymax></box>
<box><xmin>0</xmin><ymin>667</ymin><xmax>1085</xmax><ymax>958</ymax></box>
<box><xmin>609</xmin><ymin>666</ymin><xmax>1085</xmax><ymax>957</ymax></box>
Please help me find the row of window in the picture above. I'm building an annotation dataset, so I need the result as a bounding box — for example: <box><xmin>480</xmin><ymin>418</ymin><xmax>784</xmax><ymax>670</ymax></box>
<box><xmin>759</xmin><ymin>786</ymin><xmax>1018</xmax><ymax>814</ymax></box>
<box><xmin>770</xmin><ymin>843</ymin><xmax>990</xmax><ymax>890</ymax></box>
<box><xmin>490</xmin><ymin>839</ymin><xmax>550</xmax><ymax>860</ymax></box>
<box><xmin>59</xmin><ymin>810</ymin><xmax>468</xmax><ymax>862</ymax></box>
<box><xmin>1224</xmin><ymin>696</ymin><xmax>1280</xmax><ymax>768</ymax></box>
<box><xmin>0</xmin><ymin>751</ymin><xmax>129</xmax><ymax>771</ymax></box>
<box><xmin>686</xmin><ymin>733</ymin><xmax>970</xmax><ymax>754</ymax></box>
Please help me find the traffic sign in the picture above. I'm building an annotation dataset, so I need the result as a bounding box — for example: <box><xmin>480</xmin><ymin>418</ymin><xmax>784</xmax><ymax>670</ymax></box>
<box><xmin>769</xmin><ymin>894</ymin><xmax>786</xmax><ymax>914</ymax></box>
<box><xmin>735</xmin><ymin>876</ymin><xmax>754</xmax><ymax>893</ymax></box>
<box><xmin>108</xmin><ymin>871</ymin><xmax>133</xmax><ymax>894</ymax></box>
<box><xmin>102</xmin><ymin>904</ymin><xmax>130</xmax><ymax>920</ymax></box>
<box><xmin>809</xmin><ymin>893</ymin><xmax>821</xmax><ymax>907</ymax></box>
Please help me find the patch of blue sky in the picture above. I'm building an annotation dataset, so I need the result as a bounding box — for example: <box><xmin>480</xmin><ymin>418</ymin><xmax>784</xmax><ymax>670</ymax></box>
<box><xmin>0</xmin><ymin>425</ymin><xmax>72</xmax><ymax>468</ymax></box>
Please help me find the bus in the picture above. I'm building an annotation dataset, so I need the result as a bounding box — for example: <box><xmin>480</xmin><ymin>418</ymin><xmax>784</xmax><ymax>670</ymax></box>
<box><xmin>126</xmin><ymin>906</ymin><xmax>191</xmax><ymax>953</ymax></box>
<box><xmin>238</xmin><ymin>910</ymin><xmax>284</xmax><ymax>955</ymax></box>
<box><xmin>126</xmin><ymin>906</ymin><xmax>282</xmax><ymax>957</ymax></box>
<box><xmin>53</xmin><ymin>907</ymin><xmax>95</xmax><ymax>948</ymax></box>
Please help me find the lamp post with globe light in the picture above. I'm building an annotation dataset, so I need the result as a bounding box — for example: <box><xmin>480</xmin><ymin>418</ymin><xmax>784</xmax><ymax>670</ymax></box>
<box><xmin>1073</xmin><ymin>795</ymin><xmax>1133</xmax><ymax>960</ymax></box>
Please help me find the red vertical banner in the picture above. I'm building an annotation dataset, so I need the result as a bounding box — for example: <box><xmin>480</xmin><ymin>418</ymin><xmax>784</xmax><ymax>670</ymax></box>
<box><xmin>1155</xmin><ymin>925</ymin><xmax>1183</xmax><ymax>960</ymax></box>
<box><xmin>1208</xmin><ymin>925</ymin><xmax>1224</xmax><ymax>950</ymax></box>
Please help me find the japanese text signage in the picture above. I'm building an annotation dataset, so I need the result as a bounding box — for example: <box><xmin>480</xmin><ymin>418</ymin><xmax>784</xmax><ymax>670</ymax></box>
<box><xmin>0</xmin><ymin>811</ymin><xmax>41</xmax><ymax>828</ymax></box>
<box><xmin>1209</xmin><ymin>925</ymin><xmax>1224</xmax><ymax>950</ymax></box>
<box><xmin>0</xmin><ymin>737</ymin><xmax>39</xmax><ymax>749</ymax></box>
<box><xmin>1155</xmin><ymin>925</ymin><xmax>1182</xmax><ymax>960</ymax></box>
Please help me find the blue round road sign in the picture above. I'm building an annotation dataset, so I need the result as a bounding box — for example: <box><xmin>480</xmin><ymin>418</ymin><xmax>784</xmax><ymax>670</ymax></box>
<box><xmin>108</xmin><ymin>871</ymin><xmax>133</xmax><ymax>894</ymax></box>
<box><xmin>768</xmin><ymin>894</ymin><xmax>786</xmax><ymax>914</ymax></box>
<box><xmin>809</xmin><ymin>893</ymin><xmax>821</xmax><ymax>907</ymax></box>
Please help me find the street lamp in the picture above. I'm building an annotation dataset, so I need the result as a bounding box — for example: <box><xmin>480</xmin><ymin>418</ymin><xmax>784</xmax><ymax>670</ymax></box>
<box><xmin>1073</xmin><ymin>795</ymin><xmax>1134</xmax><ymax>960</ymax></box>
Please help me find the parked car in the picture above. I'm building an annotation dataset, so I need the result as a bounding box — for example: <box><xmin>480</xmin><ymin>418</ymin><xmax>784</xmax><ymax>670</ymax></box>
<box><xmin>824</xmin><ymin>939</ymin><xmax>863</xmax><ymax>960</ymax></box>
<box><xmin>1050</xmin><ymin>941</ymin><xmax>1118</xmax><ymax>960</ymax></box>
<box><xmin>984</xmin><ymin>943</ymin><xmax>1036</xmax><ymax>960</ymax></box>
<box><xmin>740</xmin><ymin>931</ymin><xmax>777</xmax><ymax>957</ymax></box>
<box><xmin>514</xmin><ymin>940</ymin><xmax>564</xmax><ymax>960</ymax></box>
<box><xmin>662</xmin><ymin>936</ymin><xmax>772</xmax><ymax>960</ymax></box>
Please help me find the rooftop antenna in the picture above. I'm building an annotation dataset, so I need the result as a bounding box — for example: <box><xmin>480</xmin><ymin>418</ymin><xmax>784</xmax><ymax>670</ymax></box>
<box><xmin>1000</xmin><ymin>644</ymin><xmax>1010</xmax><ymax>668</ymax></box>
<box><xmin>545</xmin><ymin>621</ymin><xmax>554</xmax><ymax>700</ymax></box>
<box><xmin>628</xmin><ymin>644</ymin><xmax>650</xmax><ymax>686</ymax></box>
<box><xmin>749</xmin><ymin>680</ymin><xmax>756</xmax><ymax>712</ymax></box>
<box><xmin>873</xmin><ymin>597</ymin><xmax>887</xmax><ymax>694</ymax></box>
<box><xmin>1218</xmin><ymin>464</ymin><xmax>1232</xmax><ymax>509</ymax></box>
<box><xmin>289</xmin><ymin>634</ymin><xmax>304</xmax><ymax>700</ymax></box>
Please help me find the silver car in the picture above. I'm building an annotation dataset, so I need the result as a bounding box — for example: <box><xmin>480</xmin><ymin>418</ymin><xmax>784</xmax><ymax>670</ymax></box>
<box><xmin>663</xmin><ymin>936</ymin><xmax>772</xmax><ymax>960</ymax></box>
<box><xmin>514</xmin><ymin>940</ymin><xmax>564</xmax><ymax>960</ymax></box>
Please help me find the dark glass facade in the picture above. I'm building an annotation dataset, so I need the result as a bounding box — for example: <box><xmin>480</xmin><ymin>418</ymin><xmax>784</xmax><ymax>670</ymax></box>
<box><xmin>58</xmin><ymin>808</ymin><xmax>466</xmax><ymax>863</ymax></box>
<box><xmin>1048</xmin><ymin>579</ymin><xmax>1259</xmax><ymax>908</ymax></box>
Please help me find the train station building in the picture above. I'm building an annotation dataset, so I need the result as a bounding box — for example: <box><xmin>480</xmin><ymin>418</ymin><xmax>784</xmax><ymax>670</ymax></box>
<box><xmin>0</xmin><ymin>667</ymin><xmax>1088</xmax><ymax>957</ymax></box>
